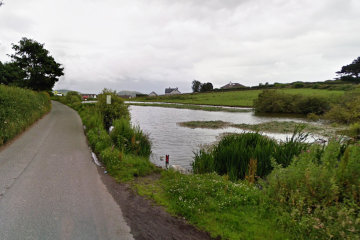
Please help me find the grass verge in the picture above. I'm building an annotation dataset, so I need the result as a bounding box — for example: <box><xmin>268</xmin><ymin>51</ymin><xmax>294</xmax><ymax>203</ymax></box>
<box><xmin>134</xmin><ymin>171</ymin><xmax>292</xmax><ymax>240</ymax></box>
<box><xmin>0</xmin><ymin>85</ymin><xmax>51</xmax><ymax>146</ymax></box>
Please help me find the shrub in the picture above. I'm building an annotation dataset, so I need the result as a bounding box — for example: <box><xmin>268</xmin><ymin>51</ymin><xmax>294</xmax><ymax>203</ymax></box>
<box><xmin>265</xmin><ymin>140</ymin><xmax>360</xmax><ymax>239</ymax></box>
<box><xmin>96</xmin><ymin>89</ymin><xmax>129</xmax><ymax>130</ymax></box>
<box><xmin>65</xmin><ymin>91</ymin><xmax>81</xmax><ymax>104</ymax></box>
<box><xmin>254</xmin><ymin>90</ymin><xmax>330</xmax><ymax>115</ymax></box>
<box><xmin>297</xmin><ymin>96</ymin><xmax>330</xmax><ymax>115</ymax></box>
<box><xmin>254</xmin><ymin>90</ymin><xmax>297</xmax><ymax>114</ymax></box>
<box><xmin>348</xmin><ymin>122</ymin><xmax>360</xmax><ymax>139</ymax></box>
<box><xmin>0</xmin><ymin>85</ymin><xmax>51</xmax><ymax>146</ymax></box>
<box><xmin>293</xmin><ymin>82</ymin><xmax>305</xmax><ymax>88</ymax></box>
<box><xmin>100</xmin><ymin>147</ymin><xmax>121</xmax><ymax>168</ymax></box>
<box><xmin>324</xmin><ymin>89</ymin><xmax>360</xmax><ymax>124</ymax></box>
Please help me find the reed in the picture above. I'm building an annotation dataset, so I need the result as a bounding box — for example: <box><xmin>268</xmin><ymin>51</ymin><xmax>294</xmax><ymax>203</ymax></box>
<box><xmin>110</xmin><ymin>118</ymin><xmax>151</xmax><ymax>157</ymax></box>
<box><xmin>193</xmin><ymin>130</ymin><xmax>308</xmax><ymax>181</ymax></box>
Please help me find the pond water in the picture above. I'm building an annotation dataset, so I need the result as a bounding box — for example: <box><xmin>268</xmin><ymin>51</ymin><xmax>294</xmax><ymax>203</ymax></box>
<box><xmin>129</xmin><ymin>105</ymin><xmax>307</xmax><ymax>170</ymax></box>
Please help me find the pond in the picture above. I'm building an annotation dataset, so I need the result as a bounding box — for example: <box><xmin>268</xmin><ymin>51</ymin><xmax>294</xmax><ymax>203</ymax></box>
<box><xmin>129</xmin><ymin>105</ymin><xmax>307</xmax><ymax>170</ymax></box>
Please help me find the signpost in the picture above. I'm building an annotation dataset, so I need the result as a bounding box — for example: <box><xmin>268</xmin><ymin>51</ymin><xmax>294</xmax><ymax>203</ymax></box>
<box><xmin>106</xmin><ymin>95</ymin><xmax>111</xmax><ymax>105</ymax></box>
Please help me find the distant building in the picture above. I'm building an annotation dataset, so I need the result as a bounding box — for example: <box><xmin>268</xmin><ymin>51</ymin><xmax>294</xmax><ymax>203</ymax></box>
<box><xmin>149</xmin><ymin>91</ymin><xmax>158</xmax><ymax>97</ymax></box>
<box><xmin>118</xmin><ymin>95</ymin><xmax>132</xmax><ymax>99</ymax></box>
<box><xmin>220</xmin><ymin>81</ymin><xmax>245</xmax><ymax>90</ymax></box>
<box><xmin>81</xmin><ymin>94</ymin><xmax>97</xmax><ymax>100</ymax></box>
<box><xmin>165</xmin><ymin>87</ymin><xmax>181</xmax><ymax>95</ymax></box>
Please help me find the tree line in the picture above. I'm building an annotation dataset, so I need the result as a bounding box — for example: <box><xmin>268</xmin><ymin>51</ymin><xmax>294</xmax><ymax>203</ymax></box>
<box><xmin>0</xmin><ymin>38</ymin><xmax>64</xmax><ymax>91</ymax></box>
<box><xmin>192</xmin><ymin>80</ymin><xmax>213</xmax><ymax>93</ymax></box>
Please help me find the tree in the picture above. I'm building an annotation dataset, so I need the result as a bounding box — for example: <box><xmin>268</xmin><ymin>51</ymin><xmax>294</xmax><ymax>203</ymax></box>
<box><xmin>192</xmin><ymin>80</ymin><xmax>201</xmax><ymax>93</ymax></box>
<box><xmin>336</xmin><ymin>56</ymin><xmax>360</xmax><ymax>83</ymax></box>
<box><xmin>0</xmin><ymin>61</ymin><xmax>25</xmax><ymax>86</ymax></box>
<box><xmin>200</xmin><ymin>82</ymin><xmax>213</xmax><ymax>92</ymax></box>
<box><xmin>10</xmin><ymin>37</ymin><xmax>64</xmax><ymax>91</ymax></box>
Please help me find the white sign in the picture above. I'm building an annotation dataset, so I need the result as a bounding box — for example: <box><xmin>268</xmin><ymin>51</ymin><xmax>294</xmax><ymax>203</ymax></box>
<box><xmin>106</xmin><ymin>95</ymin><xmax>111</xmax><ymax>104</ymax></box>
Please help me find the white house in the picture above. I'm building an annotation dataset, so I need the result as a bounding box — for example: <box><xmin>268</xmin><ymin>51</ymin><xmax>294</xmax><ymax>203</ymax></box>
<box><xmin>165</xmin><ymin>87</ymin><xmax>181</xmax><ymax>95</ymax></box>
<box><xmin>149</xmin><ymin>91</ymin><xmax>158</xmax><ymax>97</ymax></box>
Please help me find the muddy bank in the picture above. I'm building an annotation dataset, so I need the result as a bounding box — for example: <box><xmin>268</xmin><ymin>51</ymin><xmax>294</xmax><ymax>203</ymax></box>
<box><xmin>98</xmin><ymin>168</ymin><xmax>215</xmax><ymax>240</ymax></box>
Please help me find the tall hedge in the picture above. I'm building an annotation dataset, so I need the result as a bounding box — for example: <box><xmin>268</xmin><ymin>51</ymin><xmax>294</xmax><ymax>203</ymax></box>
<box><xmin>0</xmin><ymin>85</ymin><xmax>51</xmax><ymax>146</ymax></box>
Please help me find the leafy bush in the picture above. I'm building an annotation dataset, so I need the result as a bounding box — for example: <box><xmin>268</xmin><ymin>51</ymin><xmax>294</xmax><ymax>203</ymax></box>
<box><xmin>65</xmin><ymin>91</ymin><xmax>81</xmax><ymax>103</ymax></box>
<box><xmin>254</xmin><ymin>90</ymin><xmax>331</xmax><ymax>115</ymax></box>
<box><xmin>324</xmin><ymin>88</ymin><xmax>360</xmax><ymax>124</ymax></box>
<box><xmin>96</xmin><ymin>89</ymin><xmax>129</xmax><ymax>130</ymax></box>
<box><xmin>193</xmin><ymin>131</ymin><xmax>308</xmax><ymax>181</ymax></box>
<box><xmin>265</xmin><ymin>140</ymin><xmax>360</xmax><ymax>239</ymax></box>
<box><xmin>0</xmin><ymin>85</ymin><xmax>51</xmax><ymax>146</ymax></box>
<box><xmin>100</xmin><ymin>147</ymin><xmax>122</xmax><ymax>168</ymax></box>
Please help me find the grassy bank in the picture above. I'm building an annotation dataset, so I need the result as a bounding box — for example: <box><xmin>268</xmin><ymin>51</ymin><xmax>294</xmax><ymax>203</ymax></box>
<box><xmin>128</xmin><ymin>102</ymin><xmax>252</xmax><ymax>113</ymax></box>
<box><xmin>55</xmin><ymin>93</ymin><xmax>294</xmax><ymax>239</ymax></box>
<box><xmin>134</xmin><ymin>88</ymin><xmax>344</xmax><ymax>107</ymax></box>
<box><xmin>178</xmin><ymin>120</ymin><xmax>347</xmax><ymax>137</ymax></box>
<box><xmin>134</xmin><ymin>171</ymin><xmax>292</xmax><ymax>239</ymax></box>
<box><xmin>136</xmin><ymin>133</ymin><xmax>360</xmax><ymax>240</ymax></box>
<box><xmin>62</xmin><ymin>91</ymin><xmax>159</xmax><ymax>182</ymax></box>
<box><xmin>55</xmin><ymin>93</ymin><xmax>359</xmax><ymax>239</ymax></box>
<box><xmin>0</xmin><ymin>85</ymin><xmax>51</xmax><ymax>146</ymax></box>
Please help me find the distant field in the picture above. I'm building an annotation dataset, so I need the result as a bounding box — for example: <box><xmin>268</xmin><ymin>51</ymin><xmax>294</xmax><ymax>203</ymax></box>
<box><xmin>134</xmin><ymin>89</ymin><xmax>345</xmax><ymax>107</ymax></box>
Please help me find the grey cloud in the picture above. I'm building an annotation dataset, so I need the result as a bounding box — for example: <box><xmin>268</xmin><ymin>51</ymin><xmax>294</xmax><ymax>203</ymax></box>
<box><xmin>1</xmin><ymin>0</ymin><xmax>360</xmax><ymax>93</ymax></box>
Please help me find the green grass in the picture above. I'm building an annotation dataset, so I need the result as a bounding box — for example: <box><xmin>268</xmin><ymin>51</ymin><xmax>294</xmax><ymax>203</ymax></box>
<box><xmin>134</xmin><ymin>89</ymin><xmax>345</xmax><ymax>107</ymax></box>
<box><xmin>128</xmin><ymin>102</ymin><xmax>252</xmax><ymax>112</ymax></box>
<box><xmin>134</xmin><ymin>171</ymin><xmax>292</xmax><ymax>240</ymax></box>
<box><xmin>55</xmin><ymin>95</ymin><xmax>158</xmax><ymax>183</ymax></box>
<box><xmin>0</xmin><ymin>85</ymin><xmax>51</xmax><ymax>146</ymax></box>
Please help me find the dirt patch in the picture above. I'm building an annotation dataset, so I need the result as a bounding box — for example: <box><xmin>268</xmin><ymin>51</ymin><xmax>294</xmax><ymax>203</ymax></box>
<box><xmin>98</xmin><ymin>168</ymin><xmax>215</xmax><ymax>240</ymax></box>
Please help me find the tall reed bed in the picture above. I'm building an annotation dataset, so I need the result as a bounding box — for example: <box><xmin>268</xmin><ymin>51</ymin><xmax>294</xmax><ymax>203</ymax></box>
<box><xmin>110</xmin><ymin>118</ymin><xmax>151</xmax><ymax>157</ymax></box>
<box><xmin>0</xmin><ymin>85</ymin><xmax>51</xmax><ymax>146</ymax></box>
<box><xmin>193</xmin><ymin>129</ymin><xmax>308</xmax><ymax>181</ymax></box>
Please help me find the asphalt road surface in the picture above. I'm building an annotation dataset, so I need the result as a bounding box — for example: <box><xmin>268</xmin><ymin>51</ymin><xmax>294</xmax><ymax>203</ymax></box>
<box><xmin>0</xmin><ymin>101</ymin><xmax>134</xmax><ymax>240</ymax></box>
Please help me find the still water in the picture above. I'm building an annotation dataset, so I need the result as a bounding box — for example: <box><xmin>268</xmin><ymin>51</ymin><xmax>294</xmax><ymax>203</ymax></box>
<box><xmin>129</xmin><ymin>105</ymin><xmax>306</xmax><ymax>170</ymax></box>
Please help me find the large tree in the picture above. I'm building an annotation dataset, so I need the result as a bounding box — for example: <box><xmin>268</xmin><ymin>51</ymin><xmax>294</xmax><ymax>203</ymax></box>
<box><xmin>0</xmin><ymin>61</ymin><xmax>25</xmax><ymax>86</ymax></box>
<box><xmin>336</xmin><ymin>56</ymin><xmax>360</xmax><ymax>83</ymax></box>
<box><xmin>200</xmin><ymin>82</ymin><xmax>213</xmax><ymax>92</ymax></box>
<box><xmin>10</xmin><ymin>37</ymin><xmax>64</xmax><ymax>91</ymax></box>
<box><xmin>192</xmin><ymin>80</ymin><xmax>201</xmax><ymax>93</ymax></box>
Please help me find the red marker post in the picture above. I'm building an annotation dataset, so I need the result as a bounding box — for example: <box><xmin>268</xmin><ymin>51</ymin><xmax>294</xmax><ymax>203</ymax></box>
<box><xmin>165</xmin><ymin>155</ymin><xmax>169</xmax><ymax>169</ymax></box>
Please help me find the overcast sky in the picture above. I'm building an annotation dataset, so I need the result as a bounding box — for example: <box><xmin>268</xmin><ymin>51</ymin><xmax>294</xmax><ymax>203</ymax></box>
<box><xmin>1</xmin><ymin>0</ymin><xmax>360</xmax><ymax>94</ymax></box>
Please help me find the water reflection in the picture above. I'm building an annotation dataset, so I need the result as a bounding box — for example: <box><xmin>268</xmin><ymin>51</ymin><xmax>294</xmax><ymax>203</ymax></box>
<box><xmin>129</xmin><ymin>105</ymin><xmax>306</xmax><ymax>170</ymax></box>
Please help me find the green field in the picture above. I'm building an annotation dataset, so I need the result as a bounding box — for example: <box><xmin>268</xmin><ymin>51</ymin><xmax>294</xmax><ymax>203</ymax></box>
<box><xmin>134</xmin><ymin>89</ymin><xmax>345</xmax><ymax>107</ymax></box>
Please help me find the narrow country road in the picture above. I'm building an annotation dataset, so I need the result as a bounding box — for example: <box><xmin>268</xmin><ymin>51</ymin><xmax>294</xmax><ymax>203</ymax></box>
<box><xmin>0</xmin><ymin>101</ymin><xmax>134</xmax><ymax>240</ymax></box>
